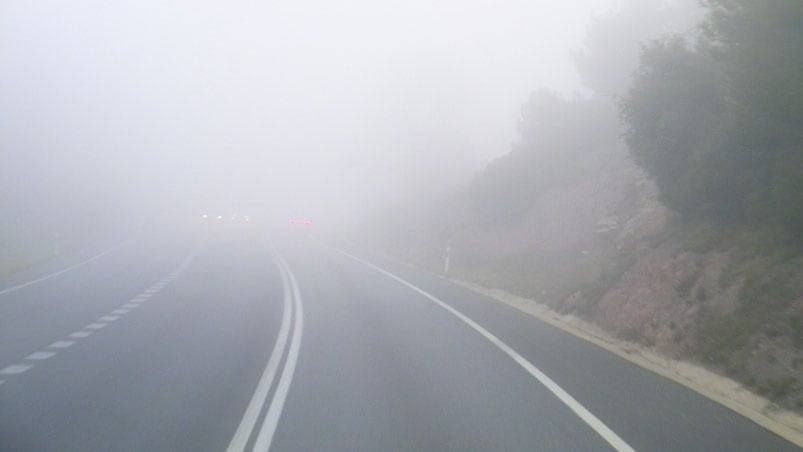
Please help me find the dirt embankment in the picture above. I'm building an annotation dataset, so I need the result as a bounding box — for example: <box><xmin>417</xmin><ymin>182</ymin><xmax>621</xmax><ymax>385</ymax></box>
<box><xmin>449</xmin><ymin>276</ymin><xmax>803</xmax><ymax>447</ymax></box>
<box><xmin>395</xmin><ymin>150</ymin><xmax>803</xmax><ymax>420</ymax></box>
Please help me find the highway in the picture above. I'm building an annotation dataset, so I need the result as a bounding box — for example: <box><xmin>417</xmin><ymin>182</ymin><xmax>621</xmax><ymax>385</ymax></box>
<box><xmin>0</xmin><ymin>227</ymin><xmax>799</xmax><ymax>451</ymax></box>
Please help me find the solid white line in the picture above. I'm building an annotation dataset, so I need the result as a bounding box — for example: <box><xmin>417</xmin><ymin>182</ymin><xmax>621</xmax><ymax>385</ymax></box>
<box><xmin>335</xmin><ymin>249</ymin><xmax>636</xmax><ymax>452</ymax></box>
<box><xmin>0</xmin><ymin>364</ymin><xmax>33</xmax><ymax>375</ymax></box>
<box><xmin>253</xmin><ymin>253</ymin><xmax>304</xmax><ymax>452</ymax></box>
<box><xmin>49</xmin><ymin>340</ymin><xmax>76</xmax><ymax>349</ymax></box>
<box><xmin>68</xmin><ymin>331</ymin><xmax>93</xmax><ymax>339</ymax></box>
<box><xmin>0</xmin><ymin>242</ymin><xmax>126</xmax><ymax>297</ymax></box>
<box><xmin>26</xmin><ymin>351</ymin><xmax>56</xmax><ymax>361</ymax></box>
<box><xmin>226</xmin><ymin>254</ymin><xmax>295</xmax><ymax>452</ymax></box>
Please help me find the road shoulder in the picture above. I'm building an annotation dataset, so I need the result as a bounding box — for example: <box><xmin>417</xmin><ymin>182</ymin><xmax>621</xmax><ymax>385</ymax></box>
<box><xmin>448</xmin><ymin>277</ymin><xmax>803</xmax><ymax>448</ymax></box>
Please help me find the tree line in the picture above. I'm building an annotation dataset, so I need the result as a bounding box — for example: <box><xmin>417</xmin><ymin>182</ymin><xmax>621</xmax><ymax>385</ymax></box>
<box><xmin>621</xmin><ymin>0</ymin><xmax>803</xmax><ymax>234</ymax></box>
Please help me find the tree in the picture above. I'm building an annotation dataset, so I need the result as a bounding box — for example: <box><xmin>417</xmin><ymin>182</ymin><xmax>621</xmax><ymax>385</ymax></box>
<box><xmin>703</xmin><ymin>0</ymin><xmax>803</xmax><ymax>229</ymax></box>
<box><xmin>622</xmin><ymin>0</ymin><xmax>803</xmax><ymax>231</ymax></box>
<box><xmin>573</xmin><ymin>0</ymin><xmax>704</xmax><ymax>98</ymax></box>
<box><xmin>621</xmin><ymin>36</ymin><xmax>728</xmax><ymax>215</ymax></box>
<box><xmin>470</xmin><ymin>91</ymin><xmax>620</xmax><ymax>225</ymax></box>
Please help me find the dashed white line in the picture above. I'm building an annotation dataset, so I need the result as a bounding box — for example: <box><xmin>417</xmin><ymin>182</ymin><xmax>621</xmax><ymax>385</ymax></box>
<box><xmin>68</xmin><ymin>331</ymin><xmax>93</xmax><ymax>339</ymax></box>
<box><xmin>49</xmin><ymin>340</ymin><xmax>76</xmax><ymax>349</ymax></box>
<box><xmin>26</xmin><ymin>351</ymin><xmax>56</xmax><ymax>361</ymax></box>
<box><xmin>0</xmin><ymin>244</ymin><xmax>201</xmax><ymax>388</ymax></box>
<box><xmin>1</xmin><ymin>364</ymin><xmax>33</xmax><ymax>375</ymax></box>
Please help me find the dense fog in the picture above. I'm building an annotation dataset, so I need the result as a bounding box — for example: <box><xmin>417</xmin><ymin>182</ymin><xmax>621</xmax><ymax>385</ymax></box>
<box><xmin>1</xmin><ymin>0</ymin><xmax>632</xmax><ymax>233</ymax></box>
<box><xmin>4</xmin><ymin>0</ymin><xmax>803</xmax><ymax>425</ymax></box>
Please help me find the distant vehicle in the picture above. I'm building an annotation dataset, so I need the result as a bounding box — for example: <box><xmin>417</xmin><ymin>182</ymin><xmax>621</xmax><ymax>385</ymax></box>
<box><xmin>201</xmin><ymin>213</ymin><xmax>251</xmax><ymax>223</ymax></box>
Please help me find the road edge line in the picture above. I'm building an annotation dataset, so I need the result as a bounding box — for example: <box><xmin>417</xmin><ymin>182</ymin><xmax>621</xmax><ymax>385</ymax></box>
<box><xmin>448</xmin><ymin>277</ymin><xmax>803</xmax><ymax>448</ymax></box>
<box><xmin>0</xmin><ymin>241</ymin><xmax>130</xmax><ymax>296</ymax></box>
<box><xmin>335</xmin><ymin>248</ymin><xmax>635</xmax><ymax>452</ymax></box>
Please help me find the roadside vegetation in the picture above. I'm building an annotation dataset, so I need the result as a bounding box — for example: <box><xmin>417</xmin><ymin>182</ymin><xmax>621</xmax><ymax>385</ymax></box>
<box><xmin>359</xmin><ymin>0</ymin><xmax>803</xmax><ymax>412</ymax></box>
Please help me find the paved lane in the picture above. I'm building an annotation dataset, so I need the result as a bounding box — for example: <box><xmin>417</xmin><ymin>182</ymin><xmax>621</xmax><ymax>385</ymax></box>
<box><xmin>270</xmin><ymin>236</ymin><xmax>799</xmax><ymax>451</ymax></box>
<box><xmin>0</xmin><ymin>230</ymin><xmax>284</xmax><ymax>451</ymax></box>
<box><xmin>0</xmin><ymin>228</ymin><xmax>799</xmax><ymax>451</ymax></box>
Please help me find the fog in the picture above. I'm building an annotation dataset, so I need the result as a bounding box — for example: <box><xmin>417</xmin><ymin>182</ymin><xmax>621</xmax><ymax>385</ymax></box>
<box><xmin>1</xmin><ymin>0</ymin><xmax>626</xmax><ymax>234</ymax></box>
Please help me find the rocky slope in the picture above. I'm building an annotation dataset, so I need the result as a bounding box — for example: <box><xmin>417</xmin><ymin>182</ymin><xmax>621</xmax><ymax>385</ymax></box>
<box><xmin>367</xmin><ymin>146</ymin><xmax>803</xmax><ymax>413</ymax></box>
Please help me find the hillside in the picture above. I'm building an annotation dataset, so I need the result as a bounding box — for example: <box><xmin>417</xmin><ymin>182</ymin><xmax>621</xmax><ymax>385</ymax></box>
<box><xmin>360</xmin><ymin>132</ymin><xmax>803</xmax><ymax>414</ymax></box>
<box><xmin>358</xmin><ymin>0</ymin><xmax>803</xmax><ymax>413</ymax></box>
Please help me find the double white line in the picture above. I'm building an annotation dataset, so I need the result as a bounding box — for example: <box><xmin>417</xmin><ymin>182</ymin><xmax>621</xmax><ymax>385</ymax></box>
<box><xmin>228</xmin><ymin>250</ymin><xmax>304</xmax><ymax>452</ymax></box>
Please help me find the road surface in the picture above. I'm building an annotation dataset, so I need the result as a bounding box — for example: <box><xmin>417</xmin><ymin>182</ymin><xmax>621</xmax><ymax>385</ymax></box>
<box><xmin>0</xmin><ymin>227</ymin><xmax>798</xmax><ymax>451</ymax></box>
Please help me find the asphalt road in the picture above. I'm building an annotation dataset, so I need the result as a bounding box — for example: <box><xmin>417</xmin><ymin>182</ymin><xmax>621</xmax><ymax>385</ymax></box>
<box><xmin>0</xmin><ymin>227</ymin><xmax>799</xmax><ymax>451</ymax></box>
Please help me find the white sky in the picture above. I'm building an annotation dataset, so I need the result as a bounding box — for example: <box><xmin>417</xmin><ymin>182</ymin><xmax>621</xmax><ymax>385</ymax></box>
<box><xmin>1</xmin><ymin>0</ymin><xmax>616</xmax><ymax>225</ymax></box>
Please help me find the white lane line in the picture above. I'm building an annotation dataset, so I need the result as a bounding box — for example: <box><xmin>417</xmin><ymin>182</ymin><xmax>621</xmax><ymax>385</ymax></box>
<box><xmin>49</xmin><ymin>340</ymin><xmax>76</xmax><ymax>349</ymax></box>
<box><xmin>68</xmin><ymin>331</ymin><xmax>93</xmax><ymax>339</ymax></box>
<box><xmin>1</xmin><ymin>364</ymin><xmax>33</xmax><ymax>375</ymax></box>
<box><xmin>0</xmin><ymin>244</ymin><xmax>199</xmax><ymax>387</ymax></box>
<box><xmin>253</xmin><ymin>252</ymin><xmax>305</xmax><ymax>452</ymax></box>
<box><xmin>335</xmin><ymin>249</ymin><xmax>636</xmax><ymax>452</ymax></box>
<box><xmin>0</xmin><ymin>242</ymin><xmax>128</xmax><ymax>297</ymax></box>
<box><xmin>227</xmin><ymin>254</ymin><xmax>295</xmax><ymax>452</ymax></box>
<box><xmin>26</xmin><ymin>351</ymin><xmax>56</xmax><ymax>361</ymax></box>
